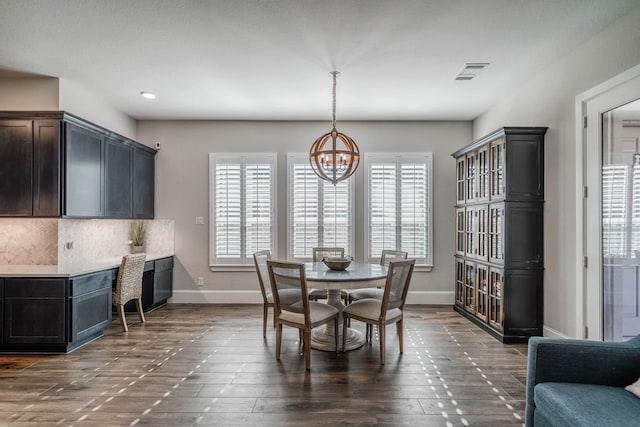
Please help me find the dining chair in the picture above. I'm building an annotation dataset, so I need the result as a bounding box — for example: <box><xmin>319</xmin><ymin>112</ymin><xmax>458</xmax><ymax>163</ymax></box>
<box><xmin>347</xmin><ymin>250</ymin><xmax>408</xmax><ymax>304</ymax></box>
<box><xmin>267</xmin><ymin>260</ymin><xmax>339</xmax><ymax>370</ymax></box>
<box><xmin>253</xmin><ymin>250</ymin><xmax>276</xmax><ymax>338</ymax></box>
<box><xmin>341</xmin><ymin>258</ymin><xmax>415</xmax><ymax>365</ymax></box>
<box><xmin>309</xmin><ymin>247</ymin><xmax>348</xmax><ymax>304</ymax></box>
<box><xmin>113</xmin><ymin>253</ymin><xmax>147</xmax><ymax>332</ymax></box>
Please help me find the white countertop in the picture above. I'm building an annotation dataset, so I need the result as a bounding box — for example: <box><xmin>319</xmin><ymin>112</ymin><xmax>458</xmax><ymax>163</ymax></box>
<box><xmin>0</xmin><ymin>253</ymin><xmax>174</xmax><ymax>277</ymax></box>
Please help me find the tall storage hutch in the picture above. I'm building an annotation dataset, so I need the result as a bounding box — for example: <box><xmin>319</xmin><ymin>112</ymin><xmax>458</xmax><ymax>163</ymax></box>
<box><xmin>452</xmin><ymin>127</ymin><xmax>546</xmax><ymax>342</ymax></box>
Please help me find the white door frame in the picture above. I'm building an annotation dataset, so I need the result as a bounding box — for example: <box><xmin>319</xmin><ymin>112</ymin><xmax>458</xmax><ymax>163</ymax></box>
<box><xmin>575</xmin><ymin>64</ymin><xmax>640</xmax><ymax>340</ymax></box>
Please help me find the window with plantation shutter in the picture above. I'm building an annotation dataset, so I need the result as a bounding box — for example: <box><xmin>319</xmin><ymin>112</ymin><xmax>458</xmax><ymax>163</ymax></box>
<box><xmin>287</xmin><ymin>154</ymin><xmax>353</xmax><ymax>260</ymax></box>
<box><xmin>209</xmin><ymin>153</ymin><xmax>276</xmax><ymax>267</ymax></box>
<box><xmin>365</xmin><ymin>153</ymin><xmax>433</xmax><ymax>266</ymax></box>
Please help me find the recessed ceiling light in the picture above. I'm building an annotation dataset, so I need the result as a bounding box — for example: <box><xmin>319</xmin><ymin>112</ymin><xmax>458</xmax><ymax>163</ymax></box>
<box><xmin>140</xmin><ymin>91</ymin><xmax>156</xmax><ymax>100</ymax></box>
<box><xmin>455</xmin><ymin>63</ymin><xmax>489</xmax><ymax>81</ymax></box>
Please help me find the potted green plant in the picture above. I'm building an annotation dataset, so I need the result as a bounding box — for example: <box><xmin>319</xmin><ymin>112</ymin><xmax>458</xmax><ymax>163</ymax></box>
<box><xmin>130</xmin><ymin>221</ymin><xmax>146</xmax><ymax>253</ymax></box>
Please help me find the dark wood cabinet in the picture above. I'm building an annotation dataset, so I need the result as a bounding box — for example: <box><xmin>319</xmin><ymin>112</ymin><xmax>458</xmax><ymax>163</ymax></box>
<box><xmin>33</xmin><ymin>120</ymin><xmax>61</xmax><ymax>216</ymax></box>
<box><xmin>0</xmin><ymin>111</ymin><xmax>156</xmax><ymax>219</ymax></box>
<box><xmin>69</xmin><ymin>271</ymin><xmax>112</xmax><ymax>346</ymax></box>
<box><xmin>124</xmin><ymin>256</ymin><xmax>173</xmax><ymax>312</ymax></box>
<box><xmin>105</xmin><ymin>136</ymin><xmax>133</xmax><ymax>217</ymax></box>
<box><xmin>0</xmin><ymin>120</ymin><xmax>33</xmax><ymax>216</ymax></box>
<box><xmin>65</xmin><ymin>122</ymin><xmax>104</xmax><ymax>217</ymax></box>
<box><xmin>150</xmin><ymin>256</ymin><xmax>173</xmax><ymax>307</ymax></box>
<box><xmin>133</xmin><ymin>147</ymin><xmax>155</xmax><ymax>218</ymax></box>
<box><xmin>452</xmin><ymin>127</ymin><xmax>546</xmax><ymax>343</ymax></box>
<box><xmin>3</xmin><ymin>278</ymin><xmax>67</xmax><ymax>346</ymax></box>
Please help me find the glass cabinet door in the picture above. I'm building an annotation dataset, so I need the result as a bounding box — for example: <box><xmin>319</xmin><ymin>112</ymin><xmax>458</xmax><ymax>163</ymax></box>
<box><xmin>488</xmin><ymin>268</ymin><xmax>504</xmax><ymax>331</ymax></box>
<box><xmin>489</xmin><ymin>203</ymin><xmax>504</xmax><ymax>264</ymax></box>
<box><xmin>456</xmin><ymin>157</ymin><xmax>466</xmax><ymax>204</ymax></box>
<box><xmin>455</xmin><ymin>258</ymin><xmax>465</xmax><ymax>307</ymax></box>
<box><xmin>456</xmin><ymin>207</ymin><xmax>465</xmax><ymax>255</ymax></box>
<box><xmin>490</xmin><ymin>138</ymin><xmax>505</xmax><ymax>199</ymax></box>
<box><xmin>476</xmin><ymin>206</ymin><xmax>488</xmax><ymax>261</ymax></box>
<box><xmin>477</xmin><ymin>146</ymin><xmax>489</xmax><ymax>200</ymax></box>
<box><xmin>476</xmin><ymin>264</ymin><xmax>488</xmax><ymax>321</ymax></box>
<box><xmin>464</xmin><ymin>262</ymin><xmax>476</xmax><ymax>313</ymax></box>
<box><xmin>466</xmin><ymin>153</ymin><xmax>476</xmax><ymax>202</ymax></box>
<box><xmin>465</xmin><ymin>207</ymin><xmax>477</xmax><ymax>258</ymax></box>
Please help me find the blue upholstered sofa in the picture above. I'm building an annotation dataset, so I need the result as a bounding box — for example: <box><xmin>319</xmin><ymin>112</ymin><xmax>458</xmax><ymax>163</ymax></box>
<box><xmin>525</xmin><ymin>336</ymin><xmax>640</xmax><ymax>426</ymax></box>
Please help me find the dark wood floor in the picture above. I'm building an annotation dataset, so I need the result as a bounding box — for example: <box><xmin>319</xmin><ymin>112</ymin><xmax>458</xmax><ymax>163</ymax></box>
<box><xmin>0</xmin><ymin>304</ymin><xmax>528</xmax><ymax>426</ymax></box>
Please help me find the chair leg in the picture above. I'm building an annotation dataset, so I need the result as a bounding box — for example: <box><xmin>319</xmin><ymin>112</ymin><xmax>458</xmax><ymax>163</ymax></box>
<box><xmin>303</xmin><ymin>330</ymin><xmax>311</xmax><ymax>370</ymax></box>
<box><xmin>135</xmin><ymin>298</ymin><xmax>146</xmax><ymax>323</ymax></box>
<box><xmin>334</xmin><ymin>317</ymin><xmax>339</xmax><ymax>354</ymax></box>
<box><xmin>397</xmin><ymin>319</ymin><xmax>403</xmax><ymax>354</ymax></box>
<box><xmin>379</xmin><ymin>322</ymin><xmax>385</xmax><ymax>365</ymax></box>
<box><xmin>275</xmin><ymin>324</ymin><xmax>283</xmax><ymax>360</ymax></box>
<box><xmin>262</xmin><ymin>303</ymin><xmax>268</xmax><ymax>338</ymax></box>
<box><xmin>272</xmin><ymin>306</ymin><xmax>277</xmax><ymax>329</ymax></box>
<box><xmin>116</xmin><ymin>304</ymin><xmax>128</xmax><ymax>332</ymax></box>
<box><xmin>342</xmin><ymin>314</ymin><xmax>348</xmax><ymax>353</ymax></box>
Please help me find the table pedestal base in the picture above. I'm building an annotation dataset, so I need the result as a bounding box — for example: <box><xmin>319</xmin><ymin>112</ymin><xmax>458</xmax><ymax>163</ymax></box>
<box><xmin>311</xmin><ymin>324</ymin><xmax>364</xmax><ymax>352</ymax></box>
<box><xmin>310</xmin><ymin>288</ymin><xmax>365</xmax><ymax>352</ymax></box>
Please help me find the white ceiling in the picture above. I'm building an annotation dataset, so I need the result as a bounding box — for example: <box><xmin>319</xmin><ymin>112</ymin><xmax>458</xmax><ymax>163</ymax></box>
<box><xmin>0</xmin><ymin>0</ymin><xmax>638</xmax><ymax>121</ymax></box>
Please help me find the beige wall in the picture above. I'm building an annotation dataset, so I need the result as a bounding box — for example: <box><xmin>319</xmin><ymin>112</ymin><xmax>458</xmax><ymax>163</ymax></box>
<box><xmin>137</xmin><ymin>120</ymin><xmax>471</xmax><ymax>304</ymax></box>
<box><xmin>0</xmin><ymin>77</ymin><xmax>137</xmax><ymax>139</ymax></box>
<box><xmin>474</xmin><ymin>7</ymin><xmax>640</xmax><ymax>338</ymax></box>
<box><xmin>0</xmin><ymin>77</ymin><xmax>59</xmax><ymax>110</ymax></box>
<box><xmin>58</xmin><ymin>78</ymin><xmax>137</xmax><ymax>139</ymax></box>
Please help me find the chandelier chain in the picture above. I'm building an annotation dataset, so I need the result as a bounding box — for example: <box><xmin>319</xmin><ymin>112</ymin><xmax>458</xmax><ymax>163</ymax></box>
<box><xmin>331</xmin><ymin>71</ymin><xmax>338</xmax><ymax>129</ymax></box>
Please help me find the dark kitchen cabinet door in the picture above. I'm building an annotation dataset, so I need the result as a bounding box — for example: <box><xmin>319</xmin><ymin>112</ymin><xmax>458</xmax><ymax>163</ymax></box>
<box><xmin>133</xmin><ymin>147</ymin><xmax>155</xmax><ymax>218</ymax></box>
<box><xmin>0</xmin><ymin>120</ymin><xmax>33</xmax><ymax>216</ymax></box>
<box><xmin>3</xmin><ymin>278</ymin><xmax>67</xmax><ymax>345</ymax></box>
<box><xmin>65</xmin><ymin>122</ymin><xmax>104</xmax><ymax>217</ymax></box>
<box><xmin>33</xmin><ymin>120</ymin><xmax>61</xmax><ymax>216</ymax></box>
<box><xmin>69</xmin><ymin>271</ymin><xmax>112</xmax><ymax>343</ymax></box>
<box><xmin>0</xmin><ymin>279</ymin><xmax>3</xmax><ymax>345</ymax></box>
<box><xmin>104</xmin><ymin>137</ymin><xmax>133</xmax><ymax>218</ymax></box>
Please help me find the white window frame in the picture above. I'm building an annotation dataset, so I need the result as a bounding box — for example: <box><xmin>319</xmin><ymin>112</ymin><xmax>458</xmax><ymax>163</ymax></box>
<box><xmin>209</xmin><ymin>153</ymin><xmax>277</xmax><ymax>270</ymax></box>
<box><xmin>364</xmin><ymin>152</ymin><xmax>433</xmax><ymax>269</ymax></box>
<box><xmin>286</xmin><ymin>153</ymin><xmax>354</xmax><ymax>261</ymax></box>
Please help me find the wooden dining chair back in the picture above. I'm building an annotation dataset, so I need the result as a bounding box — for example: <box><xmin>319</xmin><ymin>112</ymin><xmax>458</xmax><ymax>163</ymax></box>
<box><xmin>380</xmin><ymin>249</ymin><xmax>408</xmax><ymax>265</ymax></box>
<box><xmin>267</xmin><ymin>260</ymin><xmax>339</xmax><ymax>370</ymax></box>
<box><xmin>347</xmin><ymin>250</ymin><xmax>408</xmax><ymax>304</ymax></box>
<box><xmin>112</xmin><ymin>253</ymin><xmax>147</xmax><ymax>332</ymax></box>
<box><xmin>253</xmin><ymin>250</ymin><xmax>274</xmax><ymax>338</ymax></box>
<box><xmin>310</xmin><ymin>247</ymin><xmax>347</xmax><ymax>303</ymax></box>
<box><xmin>342</xmin><ymin>258</ymin><xmax>416</xmax><ymax>364</ymax></box>
<box><xmin>312</xmin><ymin>247</ymin><xmax>345</xmax><ymax>262</ymax></box>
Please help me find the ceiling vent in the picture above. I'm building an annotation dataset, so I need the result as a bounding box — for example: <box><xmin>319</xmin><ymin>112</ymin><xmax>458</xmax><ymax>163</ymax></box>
<box><xmin>455</xmin><ymin>63</ymin><xmax>489</xmax><ymax>81</ymax></box>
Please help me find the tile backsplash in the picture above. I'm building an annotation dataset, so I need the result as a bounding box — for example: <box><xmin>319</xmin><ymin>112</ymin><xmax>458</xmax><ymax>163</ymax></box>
<box><xmin>0</xmin><ymin>218</ymin><xmax>174</xmax><ymax>266</ymax></box>
<box><xmin>0</xmin><ymin>219</ymin><xmax>58</xmax><ymax>265</ymax></box>
<box><xmin>58</xmin><ymin>219</ymin><xmax>174</xmax><ymax>266</ymax></box>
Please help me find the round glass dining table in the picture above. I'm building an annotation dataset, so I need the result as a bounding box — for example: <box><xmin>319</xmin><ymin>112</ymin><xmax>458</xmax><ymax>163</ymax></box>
<box><xmin>304</xmin><ymin>261</ymin><xmax>387</xmax><ymax>352</ymax></box>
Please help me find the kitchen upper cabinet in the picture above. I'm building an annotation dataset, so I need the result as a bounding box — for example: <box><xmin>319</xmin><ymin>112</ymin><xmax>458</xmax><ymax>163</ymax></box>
<box><xmin>0</xmin><ymin>119</ymin><xmax>61</xmax><ymax>217</ymax></box>
<box><xmin>33</xmin><ymin>120</ymin><xmax>61</xmax><ymax>216</ymax></box>
<box><xmin>133</xmin><ymin>147</ymin><xmax>155</xmax><ymax>218</ymax></box>
<box><xmin>105</xmin><ymin>136</ymin><xmax>133</xmax><ymax>218</ymax></box>
<box><xmin>0</xmin><ymin>120</ymin><xmax>33</xmax><ymax>216</ymax></box>
<box><xmin>65</xmin><ymin>122</ymin><xmax>104</xmax><ymax>217</ymax></box>
<box><xmin>0</xmin><ymin>111</ymin><xmax>155</xmax><ymax>219</ymax></box>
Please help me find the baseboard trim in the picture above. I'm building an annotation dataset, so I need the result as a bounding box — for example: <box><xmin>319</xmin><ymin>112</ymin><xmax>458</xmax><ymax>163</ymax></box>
<box><xmin>543</xmin><ymin>325</ymin><xmax>568</xmax><ymax>339</ymax></box>
<box><xmin>169</xmin><ymin>290</ymin><xmax>455</xmax><ymax>305</ymax></box>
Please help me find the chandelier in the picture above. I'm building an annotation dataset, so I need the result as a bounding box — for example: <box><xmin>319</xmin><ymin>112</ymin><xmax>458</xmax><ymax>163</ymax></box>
<box><xmin>309</xmin><ymin>71</ymin><xmax>360</xmax><ymax>185</ymax></box>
